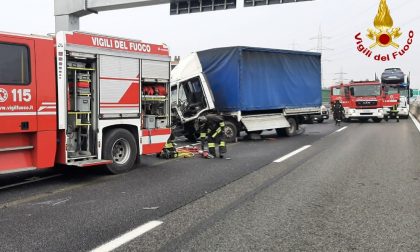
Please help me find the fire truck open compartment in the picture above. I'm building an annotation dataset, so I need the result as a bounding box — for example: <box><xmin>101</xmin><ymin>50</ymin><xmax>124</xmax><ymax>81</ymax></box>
<box><xmin>142</xmin><ymin>79</ymin><xmax>170</xmax><ymax>129</ymax></box>
<box><xmin>65</xmin><ymin>53</ymin><xmax>98</xmax><ymax>160</ymax></box>
<box><xmin>63</xmin><ymin>54</ymin><xmax>172</xmax><ymax>164</ymax></box>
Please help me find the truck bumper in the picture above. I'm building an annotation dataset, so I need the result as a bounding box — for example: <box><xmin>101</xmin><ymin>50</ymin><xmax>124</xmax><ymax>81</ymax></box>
<box><xmin>345</xmin><ymin>108</ymin><xmax>384</xmax><ymax>119</ymax></box>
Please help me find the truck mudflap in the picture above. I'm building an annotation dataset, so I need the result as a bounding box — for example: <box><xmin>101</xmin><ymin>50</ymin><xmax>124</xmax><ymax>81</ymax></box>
<box><xmin>241</xmin><ymin>114</ymin><xmax>290</xmax><ymax>132</ymax></box>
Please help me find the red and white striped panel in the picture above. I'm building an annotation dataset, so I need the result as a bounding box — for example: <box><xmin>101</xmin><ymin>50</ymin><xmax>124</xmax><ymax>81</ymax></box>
<box><xmin>99</xmin><ymin>55</ymin><xmax>140</xmax><ymax>115</ymax></box>
<box><xmin>141</xmin><ymin>128</ymin><xmax>171</xmax><ymax>155</ymax></box>
<box><xmin>38</xmin><ymin>101</ymin><xmax>57</xmax><ymax>115</ymax></box>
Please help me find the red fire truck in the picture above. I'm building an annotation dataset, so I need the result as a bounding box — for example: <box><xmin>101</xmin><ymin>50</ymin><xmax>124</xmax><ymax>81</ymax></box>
<box><xmin>330</xmin><ymin>81</ymin><xmax>400</xmax><ymax>123</ymax></box>
<box><xmin>0</xmin><ymin>31</ymin><xmax>171</xmax><ymax>174</ymax></box>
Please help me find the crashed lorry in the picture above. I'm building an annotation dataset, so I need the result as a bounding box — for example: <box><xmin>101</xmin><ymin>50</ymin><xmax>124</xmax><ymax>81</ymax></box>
<box><xmin>170</xmin><ymin>46</ymin><xmax>322</xmax><ymax>142</ymax></box>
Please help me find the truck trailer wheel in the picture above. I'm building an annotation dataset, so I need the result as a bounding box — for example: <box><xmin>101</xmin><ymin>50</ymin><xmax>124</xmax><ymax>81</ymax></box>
<box><xmin>103</xmin><ymin>128</ymin><xmax>137</xmax><ymax>174</ymax></box>
<box><xmin>224</xmin><ymin>121</ymin><xmax>238</xmax><ymax>143</ymax></box>
<box><xmin>277</xmin><ymin>117</ymin><xmax>297</xmax><ymax>137</ymax></box>
<box><xmin>285</xmin><ymin>118</ymin><xmax>298</xmax><ymax>136</ymax></box>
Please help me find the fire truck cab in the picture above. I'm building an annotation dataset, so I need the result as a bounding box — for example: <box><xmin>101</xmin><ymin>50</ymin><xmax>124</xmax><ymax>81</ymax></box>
<box><xmin>330</xmin><ymin>81</ymin><xmax>396</xmax><ymax>123</ymax></box>
<box><xmin>0</xmin><ymin>31</ymin><xmax>171</xmax><ymax>174</ymax></box>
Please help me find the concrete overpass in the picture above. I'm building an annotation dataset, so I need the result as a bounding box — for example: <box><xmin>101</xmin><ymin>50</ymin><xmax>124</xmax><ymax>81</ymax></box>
<box><xmin>54</xmin><ymin>0</ymin><xmax>313</xmax><ymax>31</ymax></box>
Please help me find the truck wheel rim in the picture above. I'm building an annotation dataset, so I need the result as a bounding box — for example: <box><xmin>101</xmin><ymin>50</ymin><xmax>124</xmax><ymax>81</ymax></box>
<box><xmin>112</xmin><ymin>138</ymin><xmax>131</xmax><ymax>164</ymax></box>
<box><xmin>225</xmin><ymin>127</ymin><xmax>234</xmax><ymax>139</ymax></box>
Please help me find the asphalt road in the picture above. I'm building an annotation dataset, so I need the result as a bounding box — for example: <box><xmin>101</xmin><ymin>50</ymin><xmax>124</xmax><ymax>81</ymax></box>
<box><xmin>1</xmin><ymin>118</ymin><xmax>419</xmax><ymax>251</ymax></box>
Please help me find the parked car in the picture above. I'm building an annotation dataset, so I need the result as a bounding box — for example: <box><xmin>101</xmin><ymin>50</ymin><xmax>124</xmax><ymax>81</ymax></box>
<box><xmin>381</xmin><ymin>68</ymin><xmax>405</xmax><ymax>84</ymax></box>
<box><xmin>397</xmin><ymin>96</ymin><xmax>409</xmax><ymax>119</ymax></box>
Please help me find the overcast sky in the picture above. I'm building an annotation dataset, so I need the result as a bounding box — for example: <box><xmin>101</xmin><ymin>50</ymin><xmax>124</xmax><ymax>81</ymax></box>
<box><xmin>1</xmin><ymin>0</ymin><xmax>419</xmax><ymax>88</ymax></box>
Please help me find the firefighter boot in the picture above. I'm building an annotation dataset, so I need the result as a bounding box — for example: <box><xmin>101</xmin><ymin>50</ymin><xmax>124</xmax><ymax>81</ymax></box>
<box><xmin>208</xmin><ymin>142</ymin><xmax>216</xmax><ymax>158</ymax></box>
<box><xmin>219</xmin><ymin>141</ymin><xmax>226</xmax><ymax>159</ymax></box>
<box><xmin>199</xmin><ymin>132</ymin><xmax>207</xmax><ymax>150</ymax></box>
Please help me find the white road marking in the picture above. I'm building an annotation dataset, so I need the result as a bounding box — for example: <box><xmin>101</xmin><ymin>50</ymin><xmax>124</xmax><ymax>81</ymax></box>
<box><xmin>52</xmin><ymin>198</ymin><xmax>71</xmax><ymax>206</ymax></box>
<box><xmin>32</xmin><ymin>197</ymin><xmax>71</xmax><ymax>206</ymax></box>
<box><xmin>409</xmin><ymin>113</ymin><xmax>420</xmax><ymax>133</ymax></box>
<box><xmin>335</xmin><ymin>126</ymin><xmax>348</xmax><ymax>133</ymax></box>
<box><xmin>0</xmin><ymin>174</ymin><xmax>63</xmax><ymax>190</ymax></box>
<box><xmin>274</xmin><ymin>145</ymin><xmax>311</xmax><ymax>163</ymax></box>
<box><xmin>90</xmin><ymin>221</ymin><xmax>163</xmax><ymax>252</ymax></box>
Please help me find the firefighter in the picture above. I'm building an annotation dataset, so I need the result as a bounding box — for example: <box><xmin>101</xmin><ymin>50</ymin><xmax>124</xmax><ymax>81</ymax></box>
<box><xmin>198</xmin><ymin>114</ymin><xmax>227</xmax><ymax>158</ymax></box>
<box><xmin>332</xmin><ymin>99</ymin><xmax>344</xmax><ymax>126</ymax></box>
<box><xmin>158</xmin><ymin>134</ymin><xmax>178</xmax><ymax>159</ymax></box>
<box><xmin>385</xmin><ymin>102</ymin><xmax>399</xmax><ymax>122</ymax></box>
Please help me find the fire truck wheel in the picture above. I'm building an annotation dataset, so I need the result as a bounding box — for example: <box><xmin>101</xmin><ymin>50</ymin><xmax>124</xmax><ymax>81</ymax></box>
<box><xmin>103</xmin><ymin>128</ymin><xmax>137</xmax><ymax>174</ymax></box>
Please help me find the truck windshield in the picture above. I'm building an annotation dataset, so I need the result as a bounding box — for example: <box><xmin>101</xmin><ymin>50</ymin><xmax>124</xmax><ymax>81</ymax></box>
<box><xmin>350</xmin><ymin>85</ymin><xmax>380</xmax><ymax>97</ymax></box>
<box><xmin>399</xmin><ymin>88</ymin><xmax>409</xmax><ymax>97</ymax></box>
<box><xmin>385</xmin><ymin>86</ymin><xmax>399</xmax><ymax>95</ymax></box>
<box><xmin>332</xmin><ymin>87</ymin><xmax>340</xmax><ymax>96</ymax></box>
<box><xmin>178</xmin><ymin>77</ymin><xmax>206</xmax><ymax>118</ymax></box>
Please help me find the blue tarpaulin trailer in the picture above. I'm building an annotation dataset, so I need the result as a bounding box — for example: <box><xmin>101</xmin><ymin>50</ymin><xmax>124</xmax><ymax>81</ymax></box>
<box><xmin>196</xmin><ymin>47</ymin><xmax>322</xmax><ymax>112</ymax></box>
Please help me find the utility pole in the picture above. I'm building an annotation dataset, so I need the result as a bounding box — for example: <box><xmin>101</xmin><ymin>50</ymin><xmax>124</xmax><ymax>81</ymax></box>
<box><xmin>310</xmin><ymin>27</ymin><xmax>332</xmax><ymax>53</ymax></box>
<box><xmin>289</xmin><ymin>41</ymin><xmax>299</xmax><ymax>50</ymax></box>
<box><xmin>334</xmin><ymin>67</ymin><xmax>348</xmax><ymax>84</ymax></box>
<box><xmin>310</xmin><ymin>27</ymin><xmax>333</xmax><ymax>88</ymax></box>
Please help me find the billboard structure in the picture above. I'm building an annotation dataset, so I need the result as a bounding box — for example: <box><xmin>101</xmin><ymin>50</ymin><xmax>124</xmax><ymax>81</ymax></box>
<box><xmin>170</xmin><ymin>0</ymin><xmax>313</xmax><ymax>15</ymax></box>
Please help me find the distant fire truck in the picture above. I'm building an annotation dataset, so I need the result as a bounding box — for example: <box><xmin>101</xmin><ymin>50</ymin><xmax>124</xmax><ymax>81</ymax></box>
<box><xmin>0</xmin><ymin>31</ymin><xmax>171</xmax><ymax>174</ymax></box>
<box><xmin>381</xmin><ymin>68</ymin><xmax>411</xmax><ymax>119</ymax></box>
<box><xmin>330</xmin><ymin>81</ymin><xmax>400</xmax><ymax>123</ymax></box>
